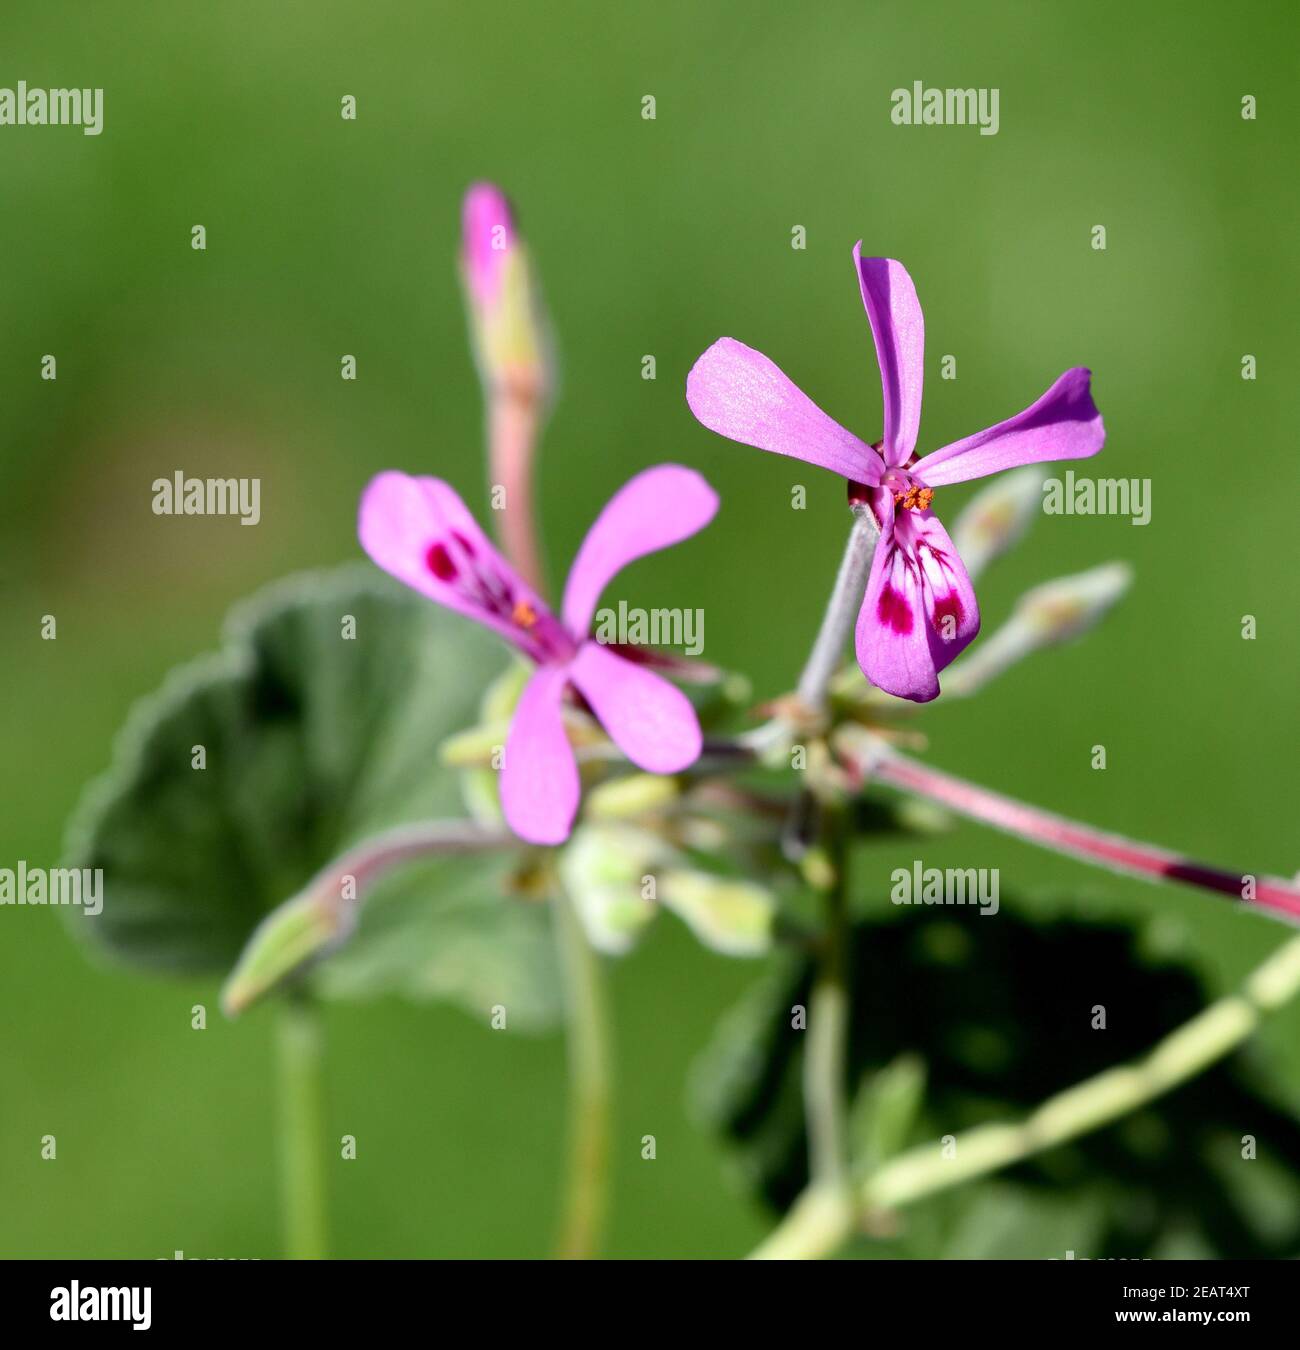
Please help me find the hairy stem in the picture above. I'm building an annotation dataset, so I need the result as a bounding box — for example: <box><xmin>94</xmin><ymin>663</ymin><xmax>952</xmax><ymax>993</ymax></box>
<box><xmin>864</xmin><ymin>743</ymin><xmax>1300</xmax><ymax>928</ymax></box>
<box><xmin>795</xmin><ymin>508</ymin><xmax>880</xmax><ymax>715</ymax></box>
<box><xmin>276</xmin><ymin>996</ymin><xmax>328</xmax><ymax>1260</ymax></box>
<box><xmin>752</xmin><ymin>932</ymin><xmax>1300</xmax><ymax>1258</ymax></box>
<box><xmin>552</xmin><ymin>886</ymin><xmax>612</xmax><ymax>1259</ymax></box>
<box><xmin>489</xmin><ymin>391</ymin><xmax>544</xmax><ymax>593</ymax></box>
<box><xmin>803</xmin><ymin>821</ymin><xmax>851</xmax><ymax>1189</ymax></box>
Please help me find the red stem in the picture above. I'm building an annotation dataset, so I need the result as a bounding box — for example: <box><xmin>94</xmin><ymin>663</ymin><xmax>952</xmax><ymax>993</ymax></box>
<box><xmin>868</xmin><ymin>748</ymin><xmax>1300</xmax><ymax>928</ymax></box>
<box><xmin>489</xmin><ymin>391</ymin><xmax>544</xmax><ymax>593</ymax></box>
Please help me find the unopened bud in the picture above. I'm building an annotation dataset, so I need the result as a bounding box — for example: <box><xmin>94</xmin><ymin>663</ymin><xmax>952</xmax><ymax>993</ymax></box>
<box><xmin>951</xmin><ymin>466</ymin><xmax>1045</xmax><ymax>580</ymax></box>
<box><xmin>1015</xmin><ymin>561</ymin><xmax>1133</xmax><ymax>641</ymax></box>
<box><xmin>221</xmin><ymin>885</ymin><xmax>352</xmax><ymax>1017</ymax></box>
<box><xmin>586</xmin><ymin>773</ymin><xmax>680</xmax><ymax>821</ymax></box>
<box><xmin>945</xmin><ymin>561</ymin><xmax>1133</xmax><ymax>695</ymax></box>
<box><xmin>558</xmin><ymin>824</ymin><xmax>661</xmax><ymax>955</ymax></box>
<box><xmin>460</xmin><ymin>182</ymin><xmax>551</xmax><ymax>403</ymax></box>
<box><xmin>659</xmin><ymin>870</ymin><xmax>774</xmax><ymax>957</ymax></box>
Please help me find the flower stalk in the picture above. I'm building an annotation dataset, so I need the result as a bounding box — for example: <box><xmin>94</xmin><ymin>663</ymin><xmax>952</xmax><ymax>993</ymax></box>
<box><xmin>802</xmin><ymin>813</ymin><xmax>853</xmax><ymax>1191</ymax></box>
<box><xmin>276</xmin><ymin>995</ymin><xmax>329</xmax><ymax>1260</ymax></box>
<box><xmin>552</xmin><ymin>884</ymin><xmax>613</xmax><ymax>1259</ymax></box>
<box><xmin>794</xmin><ymin>507</ymin><xmax>880</xmax><ymax>717</ymax></box>
<box><xmin>489</xmin><ymin>386</ymin><xmax>545</xmax><ymax>593</ymax></box>
<box><xmin>860</xmin><ymin>741</ymin><xmax>1300</xmax><ymax>928</ymax></box>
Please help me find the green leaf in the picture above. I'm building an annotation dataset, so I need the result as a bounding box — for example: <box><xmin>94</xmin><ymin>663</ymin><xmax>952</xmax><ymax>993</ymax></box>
<box><xmin>693</xmin><ymin>904</ymin><xmax>1300</xmax><ymax>1257</ymax></box>
<box><xmin>64</xmin><ymin>564</ymin><xmax>560</xmax><ymax>1027</ymax></box>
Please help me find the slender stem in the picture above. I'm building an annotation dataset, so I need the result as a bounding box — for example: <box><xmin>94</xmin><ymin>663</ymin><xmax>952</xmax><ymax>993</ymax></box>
<box><xmin>795</xmin><ymin>508</ymin><xmax>880</xmax><ymax>715</ymax></box>
<box><xmin>751</xmin><ymin>932</ymin><xmax>1300</xmax><ymax>1259</ymax></box>
<box><xmin>864</xmin><ymin>743</ymin><xmax>1300</xmax><ymax>928</ymax></box>
<box><xmin>803</xmin><ymin>819</ymin><xmax>851</xmax><ymax>1189</ymax></box>
<box><xmin>551</xmin><ymin>886</ymin><xmax>612</xmax><ymax>1259</ymax></box>
<box><xmin>489</xmin><ymin>390</ymin><xmax>544</xmax><ymax>593</ymax></box>
<box><xmin>276</xmin><ymin>996</ymin><xmax>328</xmax><ymax>1260</ymax></box>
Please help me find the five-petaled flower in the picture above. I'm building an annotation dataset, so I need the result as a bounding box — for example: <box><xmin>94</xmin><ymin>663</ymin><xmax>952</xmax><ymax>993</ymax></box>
<box><xmin>359</xmin><ymin>464</ymin><xmax>717</xmax><ymax>844</ymax></box>
<box><xmin>685</xmin><ymin>248</ymin><xmax>1106</xmax><ymax>702</ymax></box>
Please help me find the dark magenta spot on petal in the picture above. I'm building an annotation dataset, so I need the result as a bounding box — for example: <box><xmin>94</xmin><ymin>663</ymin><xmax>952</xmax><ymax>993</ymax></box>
<box><xmin>877</xmin><ymin>585</ymin><xmax>913</xmax><ymax>635</ymax></box>
<box><xmin>452</xmin><ymin>531</ymin><xmax>476</xmax><ymax>557</ymax></box>
<box><xmin>426</xmin><ymin>542</ymin><xmax>457</xmax><ymax>580</ymax></box>
<box><xmin>931</xmin><ymin>593</ymin><xmax>964</xmax><ymax>639</ymax></box>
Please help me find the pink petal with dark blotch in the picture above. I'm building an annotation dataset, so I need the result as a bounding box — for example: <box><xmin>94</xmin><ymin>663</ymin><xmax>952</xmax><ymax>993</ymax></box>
<box><xmin>357</xmin><ymin>471</ymin><xmax>552</xmax><ymax>657</ymax></box>
<box><xmin>855</xmin><ymin>498</ymin><xmax>980</xmax><ymax>702</ymax></box>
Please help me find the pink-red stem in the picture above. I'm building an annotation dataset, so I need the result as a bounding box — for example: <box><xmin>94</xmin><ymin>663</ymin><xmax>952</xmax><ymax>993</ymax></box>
<box><xmin>869</xmin><ymin>748</ymin><xmax>1300</xmax><ymax>928</ymax></box>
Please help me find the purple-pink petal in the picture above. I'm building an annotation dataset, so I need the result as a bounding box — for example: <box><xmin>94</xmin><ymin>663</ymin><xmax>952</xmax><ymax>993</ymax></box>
<box><xmin>856</xmin><ymin>496</ymin><xmax>980</xmax><ymax>703</ymax></box>
<box><xmin>461</xmin><ymin>182</ymin><xmax>515</xmax><ymax>307</ymax></box>
<box><xmin>501</xmin><ymin>665</ymin><xmax>581</xmax><ymax>845</ymax></box>
<box><xmin>357</xmin><ymin>471</ymin><xmax>555</xmax><ymax>658</ymax></box>
<box><xmin>561</xmin><ymin>465</ymin><xmax>719</xmax><ymax>638</ymax></box>
<box><xmin>568</xmin><ymin>640</ymin><xmax>702</xmax><ymax>773</ymax></box>
<box><xmin>686</xmin><ymin>338</ymin><xmax>884</xmax><ymax>485</ymax></box>
<box><xmin>913</xmin><ymin>367</ymin><xmax>1104</xmax><ymax>487</ymax></box>
<box><xmin>853</xmin><ymin>249</ymin><xmax>925</xmax><ymax>469</ymax></box>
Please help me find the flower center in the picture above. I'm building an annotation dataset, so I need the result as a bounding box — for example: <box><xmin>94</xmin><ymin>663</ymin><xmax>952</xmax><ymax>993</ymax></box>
<box><xmin>881</xmin><ymin>468</ymin><xmax>933</xmax><ymax>512</ymax></box>
<box><xmin>422</xmin><ymin>531</ymin><xmax>576</xmax><ymax>663</ymax></box>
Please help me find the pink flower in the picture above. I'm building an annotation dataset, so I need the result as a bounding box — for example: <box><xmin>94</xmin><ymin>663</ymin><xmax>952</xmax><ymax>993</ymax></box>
<box><xmin>686</xmin><ymin>248</ymin><xmax>1105</xmax><ymax>702</ymax></box>
<box><xmin>358</xmin><ymin>465</ymin><xmax>718</xmax><ymax>844</ymax></box>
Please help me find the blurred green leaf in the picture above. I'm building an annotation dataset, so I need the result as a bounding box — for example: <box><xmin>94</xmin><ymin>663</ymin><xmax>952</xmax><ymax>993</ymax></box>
<box><xmin>64</xmin><ymin>564</ymin><xmax>561</xmax><ymax>1027</ymax></box>
<box><xmin>848</xmin><ymin>1053</ymin><xmax>927</xmax><ymax>1177</ymax></box>
<box><xmin>693</xmin><ymin>905</ymin><xmax>1300</xmax><ymax>1257</ymax></box>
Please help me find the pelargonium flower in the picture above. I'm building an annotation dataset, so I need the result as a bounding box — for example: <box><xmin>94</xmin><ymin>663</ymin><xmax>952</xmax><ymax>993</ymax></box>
<box><xmin>359</xmin><ymin>464</ymin><xmax>717</xmax><ymax>844</ymax></box>
<box><xmin>685</xmin><ymin>248</ymin><xmax>1105</xmax><ymax>702</ymax></box>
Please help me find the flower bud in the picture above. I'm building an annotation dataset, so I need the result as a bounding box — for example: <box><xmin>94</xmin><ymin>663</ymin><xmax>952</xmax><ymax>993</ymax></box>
<box><xmin>558</xmin><ymin>824</ymin><xmax>660</xmax><ymax>955</ymax></box>
<box><xmin>221</xmin><ymin>884</ymin><xmax>353</xmax><ymax>1017</ymax></box>
<box><xmin>658</xmin><ymin>870</ymin><xmax>774</xmax><ymax>957</ymax></box>
<box><xmin>950</xmin><ymin>466</ymin><xmax>1045</xmax><ymax>580</ymax></box>
<box><xmin>460</xmin><ymin>183</ymin><xmax>551</xmax><ymax>404</ymax></box>
<box><xmin>585</xmin><ymin>773</ymin><xmax>681</xmax><ymax>821</ymax></box>
<box><xmin>944</xmin><ymin>561</ymin><xmax>1133</xmax><ymax>696</ymax></box>
<box><xmin>1015</xmin><ymin>561</ymin><xmax>1133</xmax><ymax>642</ymax></box>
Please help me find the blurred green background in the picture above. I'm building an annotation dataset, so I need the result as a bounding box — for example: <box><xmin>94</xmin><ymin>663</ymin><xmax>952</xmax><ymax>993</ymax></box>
<box><xmin>1</xmin><ymin>0</ymin><xmax>1297</xmax><ymax>1258</ymax></box>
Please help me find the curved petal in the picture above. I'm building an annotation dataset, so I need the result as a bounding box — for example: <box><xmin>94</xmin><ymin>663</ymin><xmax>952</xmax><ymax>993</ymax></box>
<box><xmin>856</xmin><ymin>497</ymin><xmax>979</xmax><ymax>703</ymax></box>
<box><xmin>562</xmin><ymin>465</ymin><xmax>719</xmax><ymax>637</ymax></box>
<box><xmin>686</xmin><ymin>338</ymin><xmax>883</xmax><ymax>484</ymax></box>
<box><xmin>358</xmin><ymin>471</ymin><xmax>559</xmax><ymax>659</ymax></box>
<box><xmin>500</xmin><ymin>665</ymin><xmax>580</xmax><ymax>845</ymax></box>
<box><xmin>913</xmin><ymin>367</ymin><xmax>1104</xmax><ymax>487</ymax></box>
<box><xmin>854</xmin><ymin>249</ymin><xmax>925</xmax><ymax>467</ymax></box>
<box><xmin>568</xmin><ymin>641</ymin><xmax>702</xmax><ymax>773</ymax></box>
